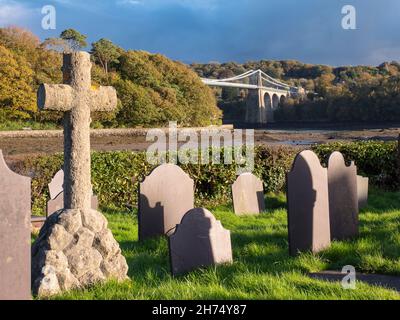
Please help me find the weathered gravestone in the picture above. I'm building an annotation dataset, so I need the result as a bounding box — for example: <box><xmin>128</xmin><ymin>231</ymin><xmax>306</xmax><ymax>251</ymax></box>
<box><xmin>328</xmin><ymin>152</ymin><xmax>359</xmax><ymax>241</ymax></box>
<box><xmin>232</xmin><ymin>173</ymin><xmax>265</xmax><ymax>215</ymax></box>
<box><xmin>138</xmin><ymin>164</ymin><xmax>194</xmax><ymax>240</ymax></box>
<box><xmin>31</xmin><ymin>52</ymin><xmax>128</xmax><ymax>297</ymax></box>
<box><xmin>287</xmin><ymin>150</ymin><xmax>331</xmax><ymax>256</ymax></box>
<box><xmin>357</xmin><ymin>175</ymin><xmax>369</xmax><ymax>209</ymax></box>
<box><xmin>48</xmin><ymin>169</ymin><xmax>64</xmax><ymax>200</ymax></box>
<box><xmin>0</xmin><ymin>150</ymin><xmax>31</xmax><ymax>300</ymax></box>
<box><xmin>168</xmin><ymin>208</ymin><xmax>233</xmax><ymax>275</ymax></box>
<box><xmin>47</xmin><ymin>169</ymin><xmax>98</xmax><ymax>217</ymax></box>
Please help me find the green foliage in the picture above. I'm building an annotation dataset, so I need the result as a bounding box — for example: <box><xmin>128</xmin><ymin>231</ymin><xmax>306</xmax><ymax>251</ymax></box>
<box><xmin>0</xmin><ymin>119</ymin><xmax>59</xmax><ymax>131</ymax></box>
<box><xmin>91</xmin><ymin>38</ymin><xmax>122</xmax><ymax>77</ymax></box>
<box><xmin>60</xmin><ymin>29</ymin><xmax>88</xmax><ymax>51</ymax></box>
<box><xmin>192</xmin><ymin>60</ymin><xmax>400</xmax><ymax>123</ymax></box>
<box><xmin>17</xmin><ymin>145</ymin><xmax>296</xmax><ymax>214</ymax></box>
<box><xmin>0</xmin><ymin>27</ymin><xmax>62</xmax><ymax>121</ymax></box>
<box><xmin>0</xmin><ymin>27</ymin><xmax>221</xmax><ymax>128</ymax></box>
<box><xmin>17</xmin><ymin>141</ymin><xmax>399</xmax><ymax>215</ymax></box>
<box><xmin>221</xmin><ymin>87</ymin><xmax>239</xmax><ymax>101</ymax></box>
<box><xmin>115</xmin><ymin>51</ymin><xmax>221</xmax><ymax>127</ymax></box>
<box><xmin>312</xmin><ymin>141</ymin><xmax>398</xmax><ymax>189</ymax></box>
<box><xmin>0</xmin><ymin>44</ymin><xmax>36</xmax><ymax>119</ymax></box>
<box><xmin>15</xmin><ymin>154</ymin><xmax>64</xmax><ymax>216</ymax></box>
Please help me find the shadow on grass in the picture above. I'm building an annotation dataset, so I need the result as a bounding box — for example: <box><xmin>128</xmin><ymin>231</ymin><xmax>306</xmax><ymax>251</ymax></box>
<box><xmin>265</xmin><ymin>193</ymin><xmax>287</xmax><ymax>211</ymax></box>
<box><xmin>119</xmin><ymin>237</ymin><xmax>171</xmax><ymax>280</ymax></box>
<box><xmin>364</xmin><ymin>188</ymin><xmax>400</xmax><ymax>213</ymax></box>
<box><xmin>104</xmin><ymin>188</ymin><xmax>400</xmax><ymax>286</ymax></box>
<box><xmin>120</xmin><ymin>224</ymin><xmax>297</xmax><ymax>284</ymax></box>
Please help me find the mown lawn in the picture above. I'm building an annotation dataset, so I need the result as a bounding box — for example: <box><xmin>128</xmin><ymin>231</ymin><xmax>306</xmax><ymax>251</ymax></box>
<box><xmin>50</xmin><ymin>189</ymin><xmax>400</xmax><ymax>300</ymax></box>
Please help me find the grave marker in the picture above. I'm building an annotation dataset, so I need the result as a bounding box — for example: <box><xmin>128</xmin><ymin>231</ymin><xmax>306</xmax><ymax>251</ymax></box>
<box><xmin>328</xmin><ymin>152</ymin><xmax>359</xmax><ymax>240</ymax></box>
<box><xmin>48</xmin><ymin>169</ymin><xmax>64</xmax><ymax>200</ymax></box>
<box><xmin>169</xmin><ymin>208</ymin><xmax>233</xmax><ymax>275</ymax></box>
<box><xmin>232</xmin><ymin>173</ymin><xmax>265</xmax><ymax>215</ymax></box>
<box><xmin>138</xmin><ymin>164</ymin><xmax>194</xmax><ymax>240</ymax></box>
<box><xmin>0</xmin><ymin>150</ymin><xmax>31</xmax><ymax>300</ymax></box>
<box><xmin>47</xmin><ymin>169</ymin><xmax>98</xmax><ymax>216</ymax></box>
<box><xmin>31</xmin><ymin>52</ymin><xmax>128</xmax><ymax>297</ymax></box>
<box><xmin>287</xmin><ymin>150</ymin><xmax>331</xmax><ymax>256</ymax></box>
<box><xmin>357</xmin><ymin>175</ymin><xmax>369</xmax><ymax>209</ymax></box>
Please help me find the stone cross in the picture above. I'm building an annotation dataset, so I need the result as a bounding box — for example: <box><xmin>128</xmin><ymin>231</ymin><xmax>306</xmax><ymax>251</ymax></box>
<box><xmin>38</xmin><ymin>52</ymin><xmax>117</xmax><ymax>211</ymax></box>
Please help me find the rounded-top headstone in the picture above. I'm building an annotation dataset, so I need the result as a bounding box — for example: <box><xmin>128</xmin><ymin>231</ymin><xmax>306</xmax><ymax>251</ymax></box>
<box><xmin>48</xmin><ymin>169</ymin><xmax>64</xmax><ymax>200</ymax></box>
<box><xmin>232</xmin><ymin>173</ymin><xmax>265</xmax><ymax>215</ymax></box>
<box><xmin>287</xmin><ymin>150</ymin><xmax>331</xmax><ymax>256</ymax></box>
<box><xmin>138</xmin><ymin>164</ymin><xmax>194</xmax><ymax>240</ymax></box>
<box><xmin>327</xmin><ymin>151</ymin><xmax>359</xmax><ymax>240</ymax></box>
<box><xmin>169</xmin><ymin>208</ymin><xmax>233</xmax><ymax>275</ymax></box>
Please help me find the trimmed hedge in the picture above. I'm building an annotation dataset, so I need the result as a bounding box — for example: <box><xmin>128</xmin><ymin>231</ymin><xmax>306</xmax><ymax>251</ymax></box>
<box><xmin>313</xmin><ymin>141</ymin><xmax>398</xmax><ymax>189</ymax></box>
<box><xmin>13</xmin><ymin>141</ymin><xmax>398</xmax><ymax>215</ymax></box>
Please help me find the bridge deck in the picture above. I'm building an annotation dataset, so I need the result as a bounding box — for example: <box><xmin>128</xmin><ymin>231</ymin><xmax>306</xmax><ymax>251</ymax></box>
<box><xmin>201</xmin><ymin>80</ymin><xmax>290</xmax><ymax>94</ymax></box>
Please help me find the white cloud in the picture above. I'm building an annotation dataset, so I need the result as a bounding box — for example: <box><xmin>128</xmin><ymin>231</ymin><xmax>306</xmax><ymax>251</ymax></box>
<box><xmin>0</xmin><ymin>0</ymin><xmax>36</xmax><ymax>26</ymax></box>
<box><xmin>117</xmin><ymin>0</ymin><xmax>143</xmax><ymax>5</ymax></box>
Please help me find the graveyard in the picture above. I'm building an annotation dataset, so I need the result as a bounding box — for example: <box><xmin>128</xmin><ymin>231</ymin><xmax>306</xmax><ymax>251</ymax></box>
<box><xmin>2</xmin><ymin>139</ymin><xmax>400</xmax><ymax>300</ymax></box>
<box><xmin>28</xmin><ymin>189</ymin><xmax>400</xmax><ymax>300</ymax></box>
<box><xmin>1</xmin><ymin>50</ymin><xmax>400</xmax><ymax>301</ymax></box>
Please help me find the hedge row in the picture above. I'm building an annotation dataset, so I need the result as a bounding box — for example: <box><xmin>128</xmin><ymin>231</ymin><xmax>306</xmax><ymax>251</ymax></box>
<box><xmin>313</xmin><ymin>141</ymin><xmax>398</xmax><ymax>189</ymax></box>
<box><xmin>14</xmin><ymin>141</ymin><xmax>399</xmax><ymax>215</ymax></box>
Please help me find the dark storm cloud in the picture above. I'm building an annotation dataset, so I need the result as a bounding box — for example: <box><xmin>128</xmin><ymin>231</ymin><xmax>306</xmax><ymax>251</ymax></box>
<box><xmin>1</xmin><ymin>0</ymin><xmax>399</xmax><ymax>65</ymax></box>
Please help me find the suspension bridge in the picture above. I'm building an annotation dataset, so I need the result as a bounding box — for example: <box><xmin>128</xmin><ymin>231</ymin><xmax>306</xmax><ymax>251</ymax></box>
<box><xmin>201</xmin><ymin>70</ymin><xmax>304</xmax><ymax>124</ymax></box>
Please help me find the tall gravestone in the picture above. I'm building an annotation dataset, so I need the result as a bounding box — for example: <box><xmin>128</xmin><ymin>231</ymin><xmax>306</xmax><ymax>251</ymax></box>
<box><xmin>357</xmin><ymin>175</ymin><xmax>369</xmax><ymax>209</ymax></box>
<box><xmin>47</xmin><ymin>169</ymin><xmax>98</xmax><ymax>217</ymax></box>
<box><xmin>0</xmin><ymin>150</ymin><xmax>31</xmax><ymax>300</ymax></box>
<box><xmin>169</xmin><ymin>208</ymin><xmax>233</xmax><ymax>275</ymax></box>
<box><xmin>232</xmin><ymin>173</ymin><xmax>265</xmax><ymax>215</ymax></box>
<box><xmin>31</xmin><ymin>52</ymin><xmax>128</xmax><ymax>297</ymax></box>
<box><xmin>287</xmin><ymin>150</ymin><xmax>331</xmax><ymax>256</ymax></box>
<box><xmin>139</xmin><ymin>164</ymin><xmax>194</xmax><ymax>240</ymax></box>
<box><xmin>328</xmin><ymin>152</ymin><xmax>359</xmax><ymax>240</ymax></box>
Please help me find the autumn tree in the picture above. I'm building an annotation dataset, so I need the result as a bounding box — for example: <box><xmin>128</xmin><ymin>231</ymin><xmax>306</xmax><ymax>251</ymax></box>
<box><xmin>0</xmin><ymin>45</ymin><xmax>36</xmax><ymax>120</ymax></box>
<box><xmin>116</xmin><ymin>51</ymin><xmax>221</xmax><ymax>127</ymax></box>
<box><xmin>60</xmin><ymin>29</ymin><xmax>87</xmax><ymax>51</ymax></box>
<box><xmin>42</xmin><ymin>37</ymin><xmax>71</xmax><ymax>53</ymax></box>
<box><xmin>91</xmin><ymin>38</ymin><xmax>122</xmax><ymax>78</ymax></box>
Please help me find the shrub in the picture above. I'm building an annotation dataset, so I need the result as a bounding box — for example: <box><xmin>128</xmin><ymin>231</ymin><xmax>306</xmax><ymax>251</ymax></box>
<box><xmin>13</xmin><ymin>141</ymin><xmax>398</xmax><ymax>215</ymax></box>
<box><xmin>312</xmin><ymin>141</ymin><xmax>398</xmax><ymax>189</ymax></box>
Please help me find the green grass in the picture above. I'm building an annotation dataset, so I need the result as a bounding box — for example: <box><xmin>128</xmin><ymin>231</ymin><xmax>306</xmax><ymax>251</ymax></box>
<box><xmin>50</xmin><ymin>189</ymin><xmax>400</xmax><ymax>300</ymax></box>
<box><xmin>0</xmin><ymin>120</ymin><xmax>59</xmax><ymax>131</ymax></box>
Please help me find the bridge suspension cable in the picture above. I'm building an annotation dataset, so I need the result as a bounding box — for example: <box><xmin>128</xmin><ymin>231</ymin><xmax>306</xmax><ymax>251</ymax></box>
<box><xmin>201</xmin><ymin>69</ymin><xmax>258</xmax><ymax>83</ymax></box>
<box><xmin>201</xmin><ymin>69</ymin><xmax>299</xmax><ymax>93</ymax></box>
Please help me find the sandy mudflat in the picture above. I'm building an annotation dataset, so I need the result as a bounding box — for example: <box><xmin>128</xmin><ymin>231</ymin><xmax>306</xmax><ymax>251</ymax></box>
<box><xmin>1</xmin><ymin>126</ymin><xmax>399</xmax><ymax>164</ymax></box>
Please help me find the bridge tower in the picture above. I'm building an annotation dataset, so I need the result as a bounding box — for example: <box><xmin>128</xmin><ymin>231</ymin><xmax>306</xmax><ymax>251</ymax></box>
<box><xmin>201</xmin><ymin>69</ymin><xmax>301</xmax><ymax>125</ymax></box>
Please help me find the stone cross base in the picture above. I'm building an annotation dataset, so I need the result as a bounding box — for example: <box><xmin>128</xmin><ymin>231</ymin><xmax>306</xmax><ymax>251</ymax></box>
<box><xmin>31</xmin><ymin>209</ymin><xmax>128</xmax><ymax>297</ymax></box>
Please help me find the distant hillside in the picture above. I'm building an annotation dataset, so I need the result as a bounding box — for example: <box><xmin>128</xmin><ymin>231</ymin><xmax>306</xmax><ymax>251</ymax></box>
<box><xmin>191</xmin><ymin>60</ymin><xmax>400</xmax><ymax>123</ymax></box>
<box><xmin>0</xmin><ymin>27</ymin><xmax>221</xmax><ymax>128</ymax></box>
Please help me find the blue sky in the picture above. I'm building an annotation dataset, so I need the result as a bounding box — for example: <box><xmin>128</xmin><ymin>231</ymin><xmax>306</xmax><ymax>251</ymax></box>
<box><xmin>0</xmin><ymin>0</ymin><xmax>399</xmax><ymax>66</ymax></box>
